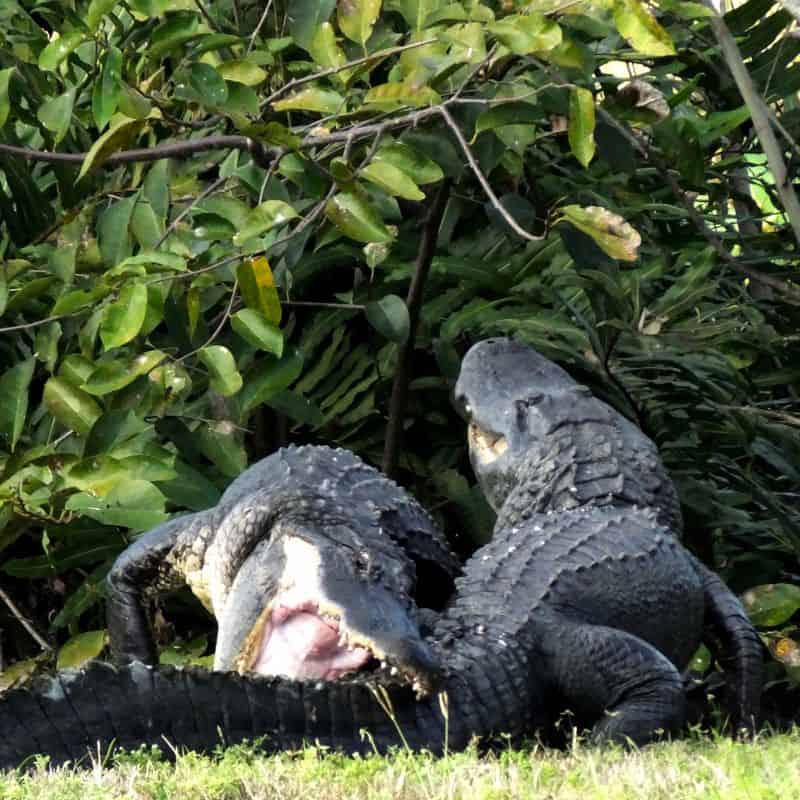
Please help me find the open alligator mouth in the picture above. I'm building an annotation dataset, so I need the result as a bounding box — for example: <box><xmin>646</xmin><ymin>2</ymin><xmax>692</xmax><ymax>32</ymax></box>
<box><xmin>235</xmin><ymin>595</ymin><xmax>434</xmax><ymax>696</ymax></box>
<box><xmin>468</xmin><ymin>422</ymin><xmax>508</xmax><ymax>464</ymax></box>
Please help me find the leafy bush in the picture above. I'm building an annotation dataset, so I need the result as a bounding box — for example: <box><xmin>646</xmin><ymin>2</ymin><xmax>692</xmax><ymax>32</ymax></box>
<box><xmin>0</xmin><ymin>0</ymin><xmax>799</xmax><ymax>686</ymax></box>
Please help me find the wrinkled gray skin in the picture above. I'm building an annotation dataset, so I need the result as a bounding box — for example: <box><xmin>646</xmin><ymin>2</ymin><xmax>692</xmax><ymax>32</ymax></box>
<box><xmin>105</xmin><ymin>445</ymin><xmax>459</xmax><ymax>686</ymax></box>
<box><xmin>0</xmin><ymin>341</ymin><xmax>762</xmax><ymax>769</ymax></box>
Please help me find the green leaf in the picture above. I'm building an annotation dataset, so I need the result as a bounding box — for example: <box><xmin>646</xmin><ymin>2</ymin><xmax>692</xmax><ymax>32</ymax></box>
<box><xmin>233</xmin><ymin>200</ymin><xmax>298</xmax><ymax>245</ymax></box>
<box><xmin>51</xmin><ymin>563</ymin><xmax>112</xmax><ymax>629</ymax></box>
<box><xmin>613</xmin><ymin>0</ymin><xmax>676</xmax><ymax>56</ymax></box>
<box><xmin>473</xmin><ymin>102</ymin><xmax>540</xmax><ymax>139</ymax></box>
<box><xmin>65</xmin><ymin>480</ymin><xmax>168</xmax><ymax>529</ymax></box>
<box><xmin>57</xmin><ymin>630</ymin><xmax>106</xmax><ymax>669</ymax></box>
<box><xmin>87</xmin><ymin>0</ymin><xmax>119</xmax><ymax>30</ymax></box>
<box><xmin>38</xmin><ymin>32</ymin><xmax>86</xmax><ymax>71</ymax></box>
<box><xmin>218</xmin><ymin>60</ymin><xmax>267</xmax><ymax>86</ymax></box>
<box><xmin>0</xmin><ymin>656</ymin><xmax>43</xmax><ymax>691</ymax></box>
<box><xmin>231</xmin><ymin>309</ymin><xmax>284</xmax><ymax>355</ymax></box>
<box><xmin>386</xmin><ymin>0</ymin><xmax>444</xmax><ymax>29</ymax></box>
<box><xmin>741</xmin><ymin>584</ymin><xmax>800</xmax><ymax>627</ymax></box>
<box><xmin>325</xmin><ymin>191</ymin><xmax>393</xmax><ymax>243</ymax></box>
<box><xmin>0</xmin><ymin>67</ymin><xmax>14</xmax><ymax>129</ymax></box>
<box><xmin>309</xmin><ymin>21</ymin><xmax>347</xmax><ymax>72</ymax></box>
<box><xmin>0</xmin><ymin>359</ymin><xmax>34</xmax><ymax>451</ymax></box>
<box><xmin>117</xmin><ymin>83</ymin><xmax>152</xmax><ymax>119</ymax></box>
<box><xmin>199</xmin><ymin>346</ymin><xmax>244</xmax><ymax>396</ymax></box>
<box><xmin>272</xmin><ymin>87</ymin><xmax>345</xmax><ymax>114</ymax></box>
<box><xmin>37</xmin><ymin>89</ymin><xmax>76</xmax><ymax>145</ymax></box>
<box><xmin>361</xmin><ymin>161</ymin><xmax>425</xmax><ymax>200</ymax></box>
<box><xmin>196</xmin><ymin>422</ymin><xmax>247</xmax><ymax>477</ymax></box>
<box><xmin>100</xmin><ymin>282</ymin><xmax>148</xmax><ymax>350</ymax></box>
<box><xmin>488</xmin><ymin>14</ymin><xmax>562</xmax><ymax>55</ymax></box>
<box><xmin>174</xmin><ymin>63</ymin><xmax>229</xmax><ymax>107</ymax></box>
<box><xmin>82</xmin><ymin>350</ymin><xmax>167</xmax><ymax>395</ymax></box>
<box><xmin>115</xmin><ymin>251</ymin><xmax>186</xmax><ymax>272</ymax></box>
<box><xmin>568</xmin><ymin>87</ymin><xmax>596</xmax><ymax>168</ymax></box>
<box><xmin>365</xmin><ymin>294</ymin><xmax>410</xmax><ymax>343</ymax></box>
<box><xmin>52</xmin><ymin>286</ymin><xmax>110</xmax><ymax>316</ymax></box>
<box><xmin>338</xmin><ymin>0</ymin><xmax>381</xmax><ymax>46</ymax></box>
<box><xmin>92</xmin><ymin>47</ymin><xmax>123</xmax><ymax>131</ymax></box>
<box><xmin>0</xmin><ymin>270</ymin><xmax>6</xmax><ymax>317</ymax></box>
<box><xmin>288</xmin><ymin>0</ymin><xmax>336</xmax><ymax>50</ymax></box>
<box><xmin>374</xmin><ymin>142</ymin><xmax>443</xmax><ymax>184</ymax></box>
<box><xmin>239</xmin><ymin>348</ymin><xmax>304</xmax><ymax>414</ymax></box>
<box><xmin>43</xmin><ymin>377</ymin><xmax>103</xmax><ymax>436</ymax></box>
<box><xmin>237</xmin><ymin>256</ymin><xmax>282</xmax><ymax>325</ymax></box>
<box><xmin>558</xmin><ymin>205</ymin><xmax>642</xmax><ymax>262</ymax></box>
<box><xmin>78</xmin><ymin>117</ymin><xmax>147</xmax><ymax>181</ymax></box>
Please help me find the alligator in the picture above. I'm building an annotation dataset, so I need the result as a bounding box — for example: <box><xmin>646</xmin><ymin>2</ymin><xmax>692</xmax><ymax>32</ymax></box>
<box><xmin>105</xmin><ymin>445</ymin><xmax>461</xmax><ymax>684</ymax></box>
<box><xmin>455</xmin><ymin>337</ymin><xmax>763</xmax><ymax>730</ymax></box>
<box><xmin>0</xmin><ymin>339</ymin><xmax>763</xmax><ymax>768</ymax></box>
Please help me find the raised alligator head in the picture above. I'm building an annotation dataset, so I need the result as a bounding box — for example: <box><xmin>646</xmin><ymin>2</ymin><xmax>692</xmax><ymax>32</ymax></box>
<box><xmin>213</xmin><ymin>512</ymin><xmax>441</xmax><ymax>697</ymax></box>
<box><xmin>454</xmin><ymin>337</ymin><xmax>594</xmax><ymax>511</ymax></box>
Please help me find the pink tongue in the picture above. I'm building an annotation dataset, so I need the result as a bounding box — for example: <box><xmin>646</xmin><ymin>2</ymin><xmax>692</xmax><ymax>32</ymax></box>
<box><xmin>253</xmin><ymin>611</ymin><xmax>371</xmax><ymax>680</ymax></box>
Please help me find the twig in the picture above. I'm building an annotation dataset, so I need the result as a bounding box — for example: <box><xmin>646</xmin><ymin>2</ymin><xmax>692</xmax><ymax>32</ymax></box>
<box><xmin>439</xmin><ymin>106</ymin><xmax>544</xmax><ymax>242</ymax></box>
<box><xmin>154</xmin><ymin>174</ymin><xmax>229</xmax><ymax>250</ymax></box>
<box><xmin>382</xmin><ymin>179</ymin><xmax>451</xmax><ymax>479</ymax></box>
<box><xmin>0</xmin><ymin>312</ymin><xmax>78</xmax><ymax>334</ymax></box>
<box><xmin>178</xmin><ymin>279</ymin><xmax>239</xmax><ymax>362</ymax></box>
<box><xmin>704</xmin><ymin>1</ymin><xmax>800</xmax><ymax>248</ymax></box>
<box><xmin>261</xmin><ymin>38</ymin><xmax>438</xmax><ymax>108</ymax></box>
<box><xmin>248</xmin><ymin>0</ymin><xmax>274</xmax><ymax>53</ymax></box>
<box><xmin>0</xmin><ymin>135</ymin><xmax>276</xmax><ymax>171</ymax></box>
<box><xmin>0</xmin><ymin>585</ymin><xmax>51</xmax><ymax>652</ymax></box>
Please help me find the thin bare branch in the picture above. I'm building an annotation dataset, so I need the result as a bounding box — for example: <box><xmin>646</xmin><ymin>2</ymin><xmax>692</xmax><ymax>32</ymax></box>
<box><xmin>154</xmin><ymin>175</ymin><xmax>229</xmax><ymax>251</ymax></box>
<box><xmin>248</xmin><ymin>0</ymin><xmax>274</xmax><ymax>53</ymax></box>
<box><xmin>439</xmin><ymin>105</ymin><xmax>545</xmax><ymax>242</ymax></box>
<box><xmin>0</xmin><ymin>585</ymin><xmax>51</xmax><ymax>652</ymax></box>
<box><xmin>261</xmin><ymin>38</ymin><xmax>438</xmax><ymax>108</ymax></box>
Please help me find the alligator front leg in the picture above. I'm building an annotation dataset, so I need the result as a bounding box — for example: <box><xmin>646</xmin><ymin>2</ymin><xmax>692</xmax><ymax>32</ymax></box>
<box><xmin>106</xmin><ymin>513</ymin><xmax>209</xmax><ymax>665</ymax></box>
<box><xmin>542</xmin><ymin>622</ymin><xmax>686</xmax><ymax>746</ymax></box>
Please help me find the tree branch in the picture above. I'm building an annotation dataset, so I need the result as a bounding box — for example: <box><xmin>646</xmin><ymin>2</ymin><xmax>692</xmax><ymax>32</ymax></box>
<box><xmin>382</xmin><ymin>179</ymin><xmax>451</xmax><ymax>479</ymax></box>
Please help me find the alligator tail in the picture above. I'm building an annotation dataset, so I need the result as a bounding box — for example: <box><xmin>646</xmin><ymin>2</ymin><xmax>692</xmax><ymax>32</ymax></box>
<box><xmin>689</xmin><ymin>554</ymin><xmax>764</xmax><ymax>733</ymax></box>
<box><xmin>0</xmin><ymin>661</ymin><xmax>462</xmax><ymax>771</ymax></box>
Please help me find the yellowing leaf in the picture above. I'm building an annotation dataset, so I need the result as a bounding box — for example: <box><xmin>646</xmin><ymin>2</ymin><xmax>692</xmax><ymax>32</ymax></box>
<box><xmin>568</xmin><ymin>87</ymin><xmax>596</xmax><ymax>167</ymax></box>
<box><xmin>363</xmin><ymin>81</ymin><xmax>441</xmax><ymax>109</ymax></box>
<box><xmin>338</xmin><ymin>0</ymin><xmax>382</xmax><ymax>46</ymax></box>
<box><xmin>78</xmin><ymin>116</ymin><xmax>147</xmax><ymax>181</ymax></box>
<box><xmin>559</xmin><ymin>205</ymin><xmax>641</xmax><ymax>262</ymax></box>
<box><xmin>272</xmin><ymin>87</ymin><xmax>345</xmax><ymax>114</ymax></box>
<box><xmin>237</xmin><ymin>257</ymin><xmax>282</xmax><ymax>325</ymax></box>
<box><xmin>613</xmin><ymin>0</ymin><xmax>676</xmax><ymax>56</ymax></box>
<box><xmin>309</xmin><ymin>21</ymin><xmax>348</xmax><ymax>73</ymax></box>
<box><xmin>488</xmin><ymin>14</ymin><xmax>562</xmax><ymax>55</ymax></box>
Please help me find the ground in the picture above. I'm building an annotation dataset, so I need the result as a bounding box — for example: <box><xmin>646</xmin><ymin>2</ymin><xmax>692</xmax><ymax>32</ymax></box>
<box><xmin>1</xmin><ymin>731</ymin><xmax>798</xmax><ymax>800</ymax></box>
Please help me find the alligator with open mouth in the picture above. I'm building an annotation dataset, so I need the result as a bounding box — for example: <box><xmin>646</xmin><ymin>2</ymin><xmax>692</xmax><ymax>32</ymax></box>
<box><xmin>0</xmin><ymin>339</ymin><xmax>763</xmax><ymax>768</ymax></box>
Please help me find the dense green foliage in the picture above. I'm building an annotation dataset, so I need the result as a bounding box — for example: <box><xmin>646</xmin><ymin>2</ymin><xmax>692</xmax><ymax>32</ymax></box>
<box><xmin>0</xmin><ymin>0</ymin><xmax>799</xmax><ymax>693</ymax></box>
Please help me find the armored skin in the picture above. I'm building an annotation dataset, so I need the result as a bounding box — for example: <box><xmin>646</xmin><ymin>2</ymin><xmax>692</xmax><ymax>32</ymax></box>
<box><xmin>0</xmin><ymin>340</ymin><xmax>763</xmax><ymax>768</ymax></box>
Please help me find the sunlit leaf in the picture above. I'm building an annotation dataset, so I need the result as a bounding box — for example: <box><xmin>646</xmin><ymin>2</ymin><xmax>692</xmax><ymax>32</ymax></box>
<box><xmin>373</xmin><ymin>142</ymin><xmax>444</xmax><ymax>184</ymax></box>
<box><xmin>199</xmin><ymin>346</ymin><xmax>244</xmax><ymax>396</ymax></box>
<box><xmin>99</xmin><ymin>282</ymin><xmax>148</xmax><ymax>350</ymax></box>
<box><xmin>57</xmin><ymin>630</ymin><xmax>107</xmax><ymax>669</ymax></box>
<box><xmin>558</xmin><ymin>205</ymin><xmax>641</xmax><ymax>262</ymax></box>
<box><xmin>231</xmin><ymin>309</ymin><xmax>284</xmax><ymax>355</ymax></box>
<box><xmin>65</xmin><ymin>480</ymin><xmax>168</xmax><ymax>529</ymax></box>
<box><xmin>38</xmin><ymin>32</ymin><xmax>86</xmax><ymax>71</ymax></box>
<box><xmin>568</xmin><ymin>87</ymin><xmax>596</xmax><ymax>167</ymax></box>
<box><xmin>361</xmin><ymin>161</ymin><xmax>425</xmax><ymax>200</ymax></box>
<box><xmin>325</xmin><ymin>191</ymin><xmax>394</xmax><ymax>243</ymax></box>
<box><xmin>487</xmin><ymin>14</ymin><xmax>562</xmax><ymax>55</ymax></box>
<box><xmin>741</xmin><ymin>584</ymin><xmax>800</xmax><ymax>627</ymax></box>
<box><xmin>338</xmin><ymin>0</ymin><xmax>381</xmax><ymax>46</ymax></box>
<box><xmin>87</xmin><ymin>0</ymin><xmax>119</xmax><ymax>30</ymax></box>
<box><xmin>363</xmin><ymin>82</ymin><xmax>441</xmax><ymax>109</ymax></box>
<box><xmin>217</xmin><ymin>60</ymin><xmax>267</xmax><ymax>86</ymax></box>
<box><xmin>613</xmin><ymin>0</ymin><xmax>676</xmax><ymax>56</ymax></box>
<box><xmin>43</xmin><ymin>377</ymin><xmax>103</xmax><ymax>437</ymax></box>
<box><xmin>233</xmin><ymin>200</ymin><xmax>298</xmax><ymax>245</ymax></box>
<box><xmin>272</xmin><ymin>87</ymin><xmax>345</xmax><ymax>114</ymax></box>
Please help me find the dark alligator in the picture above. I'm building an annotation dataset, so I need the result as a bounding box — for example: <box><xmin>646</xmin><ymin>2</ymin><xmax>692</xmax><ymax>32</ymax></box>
<box><xmin>106</xmin><ymin>445</ymin><xmax>460</xmax><ymax>687</ymax></box>
<box><xmin>0</xmin><ymin>339</ymin><xmax>763</xmax><ymax>768</ymax></box>
<box><xmin>455</xmin><ymin>337</ymin><xmax>763</xmax><ymax>730</ymax></box>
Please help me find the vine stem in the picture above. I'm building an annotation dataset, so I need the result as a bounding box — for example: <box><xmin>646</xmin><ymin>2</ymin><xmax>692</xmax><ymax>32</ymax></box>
<box><xmin>382</xmin><ymin>179</ymin><xmax>451</xmax><ymax>479</ymax></box>
<box><xmin>0</xmin><ymin>585</ymin><xmax>52</xmax><ymax>652</ymax></box>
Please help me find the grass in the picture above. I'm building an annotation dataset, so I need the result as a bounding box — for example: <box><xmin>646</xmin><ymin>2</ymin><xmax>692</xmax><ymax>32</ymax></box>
<box><xmin>1</xmin><ymin>730</ymin><xmax>798</xmax><ymax>800</ymax></box>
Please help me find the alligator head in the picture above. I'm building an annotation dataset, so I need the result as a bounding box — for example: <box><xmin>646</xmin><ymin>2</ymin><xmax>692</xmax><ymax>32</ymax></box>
<box><xmin>454</xmin><ymin>337</ymin><xmax>595</xmax><ymax>511</ymax></box>
<box><xmin>212</xmin><ymin>514</ymin><xmax>440</xmax><ymax>698</ymax></box>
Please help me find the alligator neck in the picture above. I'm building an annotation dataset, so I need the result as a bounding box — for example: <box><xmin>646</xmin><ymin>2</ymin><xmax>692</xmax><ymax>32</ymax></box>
<box><xmin>498</xmin><ymin>419</ymin><xmax>637</xmax><ymax>528</ymax></box>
